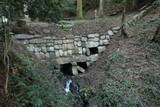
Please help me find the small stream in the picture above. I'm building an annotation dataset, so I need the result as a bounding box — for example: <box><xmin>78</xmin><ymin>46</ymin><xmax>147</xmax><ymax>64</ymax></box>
<box><xmin>55</xmin><ymin>71</ymin><xmax>85</xmax><ymax>107</ymax></box>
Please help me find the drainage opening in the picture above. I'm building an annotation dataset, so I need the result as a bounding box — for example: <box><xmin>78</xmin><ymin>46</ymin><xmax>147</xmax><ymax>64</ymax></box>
<box><xmin>77</xmin><ymin>62</ymin><xmax>87</xmax><ymax>73</ymax></box>
<box><xmin>60</xmin><ymin>63</ymin><xmax>72</xmax><ymax>75</ymax></box>
<box><xmin>89</xmin><ymin>47</ymin><xmax>98</xmax><ymax>55</ymax></box>
<box><xmin>77</xmin><ymin>62</ymin><xmax>87</xmax><ymax>69</ymax></box>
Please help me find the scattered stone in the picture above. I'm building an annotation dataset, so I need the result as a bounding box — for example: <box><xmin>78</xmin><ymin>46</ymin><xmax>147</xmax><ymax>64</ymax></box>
<box><xmin>77</xmin><ymin>66</ymin><xmax>85</xmax><ymax>73</ymax></box>
<box><xmin>108</xmin><ymin>30</ymin><xmax>114</xmax><ymax>36</ymax></box>
<box><xmin>112</xmin><ymin>26</ymin><xmax>120</xmax><ymax>31</ymax></box>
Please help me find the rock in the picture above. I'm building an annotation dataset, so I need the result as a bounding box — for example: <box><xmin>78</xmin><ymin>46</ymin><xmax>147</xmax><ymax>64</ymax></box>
<box><xmin>82</xmin><ymin>48</ymin><xmax>86</xmax><ymax>54</ymax></box>
<box><xmin>41</xmin><ymin>46</ymin><xmax>47</xmax><ymax>53</ymax></box>
<box><xmin>86</xmin><ymin>62</ymin><xmax>91</xmax><ymax>66</ymax></box>
<box><xmin>72</xmin><ymin>66</ymin><xmax>78</xmax><ymax>75</ymax></box>
<box><xmin>87</xmin><ymin>41</ymin><xmax>99</xmax><ymax>48</ymax></box>
<box><xmin>59</xmin><ymin>50</ymin><xmax>64</xmax><ymax>56</ymax></box>
<box><xmin>74</xmin><ymin>37</ymin><xmax>80</xmax><ymax>41</ymax></box>
<box><xmin>64</xmin><ymin>51</ymin><xmax>68</xmax><ymax>56</ymax></box>
<box><xmin>15</xmin><ymin>34</ymin><xmax>36</xmax><ymax>40</ymax></box>
<box><xmin>89</xmin><ymin>54</ymin><xmax>99</xmax><ymax>62</ymax></box>
<box><xmin>46</xmin><ymin>43</ymin><xmax>54</xmax><ymax>46</ymax></box>
<box><xmin>23</xmin><ymin>40</ymin><xmax>29</xmax><ymax>44</ymax></box>
<box><xmin>100</xmin><ymin>39</ymin><xmax>109</xmax><ymax>45</ymax></box>
<box><xmin>86</xmin><ymin>48</ymin><xmax>90</xmax><ymax>56</ymax></box>
<box><xmin>43</xmin><ymin>36</ymin><xmax>52</xmax><ymax>39</ymax></box>
<box><xmin>74</xmin><ymin>41</ymin><xmax>81</xmax><ymax>47</ymax></box>
<box><xmin>67</xmin><ymin>44</ymin><xmax>74</xmax><ymax>49</ymax></box>
<box><xmin>98</xmin><ymin>46</ymin><xmax>106</xmax><ymax>53</ymax></box>
<box><xmin>43</xmin><ymin>29</ymin><xmax>50</xmax><ymax>33</ymax></box>
<box><xmin>55</xmin><ymin>51</ymin><xmax>60</xmax><ymax>57</ymax></box>
<box><xmin>47</xmin><ymin>47</ymin><xmax>54</xmax><ymax>52</ymax></box>
<box><xmin>81</xmin><ymin>37</ymin><xmax>87</xmax><ymax>41</ymax></box>
<box><xmin>88</xmin><ymin>37</ymin><xmax>99</xmax><ymax>42</ymax></box>
<box><xmin>100</xmin><ymin>35</ymin><xmax>106</xmax><ymax>40</ymax></box>
<box><xmin>56</xmin><ymin>58</ymin><xmax>71</xmax><ymax>64</ymax></box>
<box><xmin>106</xmin><ymin>35</ymin><xmax>110</xmax><ymax>39</ymax></box>
<box><xmin>113</xmin><ymin>30</ymin><xmax>118</xmax><ymax>33</ymax></box>
<box><xmin>103</xmin><ymin>40</ymin><xmax>109</xmax><ymax>45</ymax></box>
<box><xmin>88</xmin><ymin>34</ymin><xmax>99</xmax><ymax>38</ymax></box>
<box><xmin>108</xmin><ymin>30</ymin><xmax>114</xmax><ymax>36</ymax></box>
<box><xmin>54</xmin><ymin>45</ymin><xmax>60</xmax><ymax>49</ymax></box>
<box><xmin>68</xmin><ymin>50</ymin><xmax>72</xmax><ymax>55</ymax></box>
<box><xmin>55</xmin><ymin>40</ymin><xmax>63</xmax><ymax>45</ymax></box>
<box><xmin>77</xmin><ymin>66</ymin><xmax>85</xmax><ymax>73</ymax></box>
<box><xmin>112</xmin><ymin>26</ymin><xmax>120</xmax><ymax>31</ymax></box>
<box><xmin>45</xmin><ymin>53</ymin><xmax>50</xmax><ymax>58</ymax></box>
<box><xmin>78</xmin><ymin>48</ymin><xmax>83</xmax><ymax>54</ymax></box>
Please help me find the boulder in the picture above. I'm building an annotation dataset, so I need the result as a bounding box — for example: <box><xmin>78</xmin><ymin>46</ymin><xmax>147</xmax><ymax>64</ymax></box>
<box><xmin>108</xmin><ymin>30</ymin><xmax>114</xmax><ymax>36</ymax></box>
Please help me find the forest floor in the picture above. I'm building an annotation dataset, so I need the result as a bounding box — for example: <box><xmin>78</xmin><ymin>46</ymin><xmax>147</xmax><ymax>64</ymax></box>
<box><xmin>0</xmin><ymin>4</ymin><xmax>159</xmax><ymax>107</ymax></box>
<box><xmin>74</xmin><ymin>6</ymin><xmax>160</xmax><ymax>106</ymax></box>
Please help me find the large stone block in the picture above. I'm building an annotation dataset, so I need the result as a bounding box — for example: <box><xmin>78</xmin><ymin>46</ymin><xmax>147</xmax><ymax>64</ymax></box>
<box><xmin>98</xmin><ymin>46</ymin><xmax>106</xmax><ymax>53</ymax></box>
<box><xmin>81</xmin><ymin>37</ymin><xmax>87</xmax><ymax>41</ymax></box>
<box><xmin>112</xmin><ymin>26</ymin><xmax>120</xmax><ymax>31</ymax></box>
<box><xmin>59</xmin><ymin>50</ymin><xmax>64</xmax><ymax>56</ymax></box>
<box><xmin>55</xmin><ymin>40</ymin><xmax>63</xmax><ymax>45</ymax></box>
<box><xmin>72</xmin><ymin>66</ymin><xmax>78</xmax><ymax>75</ymax></box>
<box><xmin>78</xmin><ymin>47</ymin><xmax>83</xmax><ymax>54</ymax></box>
<box><xmin>108</xmin><ymin>30</ymin><xmax>114</xmax><ymax>36</ymax></box>
<box><xmin>77</xmin><ymin>66</ymin><xmax>85</xmax><ymax>73</ymax></box>
<box><xmin>56</xmin><ymin>57</ymin><xmax>71</xmax><ymax>64</ymax></box>
<box><xmin>100</xmin><ymin>35</ymin><xmax>106</xmax><ymax>40</ymax></box>
<box><xmin>100</xmin><ymin>40</ymin><xmax>109</xmax><ymax>45</ymax></box>
<box><xmin>47</xmin><ymin>47</ymin><xmax>54</xmax><ymax>52</ymax></box>
<box><xmin>88</xmin><ymin>54</ymin><xmax>99</xmax><ymax>62</ymax></box>
<box><xmin>46</xmin><ymin>43</ymin><xmax>54</xmax><ymax>46</ymax></box>
<box><xmin>87</xmin><ymin>41</ymin><xmax>99</xmax><ymax>48</ymax></box>
<box><xmin>68</xmin><ymin>50</ymin><xmax>72</xmax><ymax>55</ymax></box>
<box><xmin>88</xmin><ymin>34</ymin><xmax>99</xmax><ymax>38</ymax></box>
<box><xmin>88</xmin><ymin>37</ymin><xmax>99</xmax><ymax>42</ymax></box>
<box><xmin>15</xmin><ymin>34</ymin><xmax>37</xmax><ymax>40</ymax></box>
<box><xmin>55</xmin><ymin>51</ymin><xmax>60</xmax><ymax>57</ymax></box>
<box><xmin>74</xmin><ymin>41</ymin><xmax>81</xmax><ymax>47</ymax></box>
<box><xmin>41</xmin><ymin>46</ymin><xmax>47</xmax><ymax>53</ymax></box>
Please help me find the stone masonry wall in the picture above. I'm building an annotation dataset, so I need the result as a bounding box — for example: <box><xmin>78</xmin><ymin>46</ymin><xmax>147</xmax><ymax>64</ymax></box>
<box><xmin>15</xmin><ymin>26</ymin><xmax>120</xmax><ymax>75</ymax></box>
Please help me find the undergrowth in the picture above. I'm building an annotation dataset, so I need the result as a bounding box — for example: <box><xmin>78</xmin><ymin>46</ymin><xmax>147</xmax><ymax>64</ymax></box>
<box><xmin>8</xmin><ymin>52</ymin><xmax>71</xmax><ymax>107</ymax></box>
<box><xmin>95</xmin><ymin>36</ymin><xmax>160</xmax><ymax>106</ymax></box>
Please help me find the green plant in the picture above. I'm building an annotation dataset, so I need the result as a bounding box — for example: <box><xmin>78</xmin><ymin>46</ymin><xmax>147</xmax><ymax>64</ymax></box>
<box><xmin>27</xmin><ymin>0</ymin><xmax>65</xmax><ymax>22</ymax></box>
<box><xmin>95</xmin><ymin>80</ymin><xmax>138</xmax><ymax>107</ymax></box>
<box><xmin>146</xmin><ymin>42</ymin><xmax>160</xmax><ymax>61</ymax></box>
<box><xmin>80</xmin><ymin>88</ymin><xmax>93</xmax><ymax>102</ymax></box>
<box><xmin>108</xmin><ymin>51</ymin><xmax>124</xmax><ymax>63</ymax></box>
<box><xmin>9</xmin><ymin>53</ymin><xmax>70</xmax><ymax>107</ymax></box>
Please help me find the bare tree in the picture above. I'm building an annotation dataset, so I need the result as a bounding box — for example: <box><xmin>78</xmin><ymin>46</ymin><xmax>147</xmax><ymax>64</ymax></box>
<box><xmin>77</xmin><ymin>0</ymin><xmax>83</xmax><ymax>19</ymax></box>
<box><xmin>99</xmin><ymin>0</ymin><xmax>104</xmax><ymax>17</ymax></box>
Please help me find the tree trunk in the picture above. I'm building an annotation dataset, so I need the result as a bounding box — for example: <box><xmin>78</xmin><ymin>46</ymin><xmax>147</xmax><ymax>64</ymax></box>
<box><xmin>99</xmin><ymin>0</ymin><xmax>104</xmax><ymax>17</ymax></box>
<box><xmin>152</xmin><ymin>24</ymin><xmax>160</xmax><ymax>43</ymax></box>
<box><xmin>121</xmin><ymin>6</ymin><xmax>128</xmax><ymax>38</ymax></box>
<box><xmin>77</xmin><ymin>0</ymin><xmax>83</xmax><ymax>19</ymax></box>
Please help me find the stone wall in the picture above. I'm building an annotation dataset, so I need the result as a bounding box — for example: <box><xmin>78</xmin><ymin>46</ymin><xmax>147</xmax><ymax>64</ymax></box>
<box><xmin>15</xmin><ymin>26</ymin><xmax>120</xmax><ymax>75</ymax></box>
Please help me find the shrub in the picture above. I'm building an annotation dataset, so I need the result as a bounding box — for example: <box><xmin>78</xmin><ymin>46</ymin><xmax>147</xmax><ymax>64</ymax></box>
<box><xmin>9</xmin><ymin>53</ymin><xmax>70</xmax><ymax>107</ymax></box>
